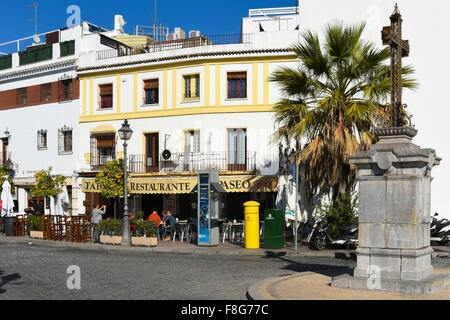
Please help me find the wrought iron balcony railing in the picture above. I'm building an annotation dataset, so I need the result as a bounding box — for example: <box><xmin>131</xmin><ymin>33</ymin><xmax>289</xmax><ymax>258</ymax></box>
<box><xmin>96</xmin><ymin>34</ymin><xmax>252</xmax><ymax>60</ymax></box>
<box><xmin>128</xmin><ymin>151</ymin><xmax>256</xmax><ymax>174</ymax></box>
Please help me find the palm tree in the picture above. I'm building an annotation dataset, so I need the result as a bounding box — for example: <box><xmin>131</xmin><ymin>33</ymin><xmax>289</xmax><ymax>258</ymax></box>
<box><xmin>271</xmin><ymin>22</ymin><xmax>417</xmax><ymax>203</ymax></box>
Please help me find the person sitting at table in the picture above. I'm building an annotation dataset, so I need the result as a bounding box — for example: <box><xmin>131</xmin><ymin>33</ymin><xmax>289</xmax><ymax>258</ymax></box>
<box><xmin>159</xmin><ymin>211</ymin><xmax>169</xmax><ymax>240</ymax></box>
<box><xmin>146</xmin><ymin>210</ymin><xmax>162</xmax><ymax>227</ymax></box>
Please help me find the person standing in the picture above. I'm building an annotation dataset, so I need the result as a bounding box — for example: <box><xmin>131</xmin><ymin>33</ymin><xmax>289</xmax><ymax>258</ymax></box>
<box><xmin>92</xmin><ymin>204</ymin><xmax>106</xmax><ymax>243</ymax></box>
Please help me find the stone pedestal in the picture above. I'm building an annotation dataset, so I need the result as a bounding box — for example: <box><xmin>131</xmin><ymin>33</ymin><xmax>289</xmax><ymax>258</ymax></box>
<box><xmin>331</xmin><ymin>127</ymin><xmax>450</xmax><ymax>294</ymax></box>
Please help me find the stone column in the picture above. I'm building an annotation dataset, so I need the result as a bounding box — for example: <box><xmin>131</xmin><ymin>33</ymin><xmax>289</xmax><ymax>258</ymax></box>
<box><xmin>332</xmin><ymin>127</ymin><xmax>450</xmax><ymax>294</ymax></box>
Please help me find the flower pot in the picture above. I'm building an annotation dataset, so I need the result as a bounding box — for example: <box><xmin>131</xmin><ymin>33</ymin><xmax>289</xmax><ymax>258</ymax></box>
<box><xmin>100</xmin><ymin>235</ymin><xmax>122</xmax><ymax>245</ymax></box>
<box><xmin>30</xmin><ymin>231</ymin><xmax>44</xmax><ymax>239</ymax></box>
<box><xmin>131</xmin><ymin>237</ymin><xmax>158</xmax><ymax>247</ymax></box>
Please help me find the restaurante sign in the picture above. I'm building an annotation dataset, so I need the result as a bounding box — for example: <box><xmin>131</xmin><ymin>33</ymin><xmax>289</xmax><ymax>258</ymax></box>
<box><xmin>82</xmin><ymin>176</ymin><xmax>278</xmax><ymax>194</ymax></box>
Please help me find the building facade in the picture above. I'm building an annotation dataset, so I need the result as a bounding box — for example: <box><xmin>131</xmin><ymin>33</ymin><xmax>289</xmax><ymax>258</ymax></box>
<box><xmin>77</xmin><ymin>7</ymin><xmax>301</xmax><ymax>220</ymax></box>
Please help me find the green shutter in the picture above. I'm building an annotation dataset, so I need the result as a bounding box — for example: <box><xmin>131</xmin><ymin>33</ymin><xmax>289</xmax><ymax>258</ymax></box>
<box><xmin>0</xmin><ymin>54</ymin><xmax>12</xmax><ymax>70</ymax></box>
<box><xmin>60</xmin><ymin>40</ymin><xmax>75</xmax><ymax>57</ymax></box>
<box><xmin>19</xmin><ymin>44</ymin><xmax>53</xmax><ymax>66</ymax></box>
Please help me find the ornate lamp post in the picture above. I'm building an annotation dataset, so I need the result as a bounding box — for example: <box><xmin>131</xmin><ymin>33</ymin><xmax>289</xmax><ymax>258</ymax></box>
<box><xmin>118</xmin><ymin>120</ymin><xmax>133</xmax><ymax>246</ymax></box>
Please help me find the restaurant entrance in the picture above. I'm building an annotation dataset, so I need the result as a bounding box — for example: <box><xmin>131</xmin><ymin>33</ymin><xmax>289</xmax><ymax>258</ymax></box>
<box><xmin>141</xmin><ymin>194</ymin><xmax>163</xmax><ymax>218</ymax></box>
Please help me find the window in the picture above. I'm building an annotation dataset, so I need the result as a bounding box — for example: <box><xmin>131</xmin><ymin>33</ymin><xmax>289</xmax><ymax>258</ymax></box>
<box><xmin>59</xmin><ymin>79</ymin><xmax>73</xmax><ymax>101</ymax></box>
<box><xmin>184</xmin><ymin>130</ymin><xmax>200</xmax><ymax>153</ymax></box>
<box><xmin>143</xmin><ymin>79</ymin><xmax>159</xmax><ymax>105</ymax></box>
<box><xmin>99</xmin><ymin>84</ymin><xmax>113</xmax><ymax>109</ymax></box>
<box><xmin>37</xmin><ymin>130</ymin><xmax>48</xmax><ymax>150</ymax></box>
<box><xmin>183</xmin><ymin>74</ymin><xmax>200</xmax><ymax>101</ymax></box>
<box><xmin>228</xmin><ymin>129</ymin><xmax>247</xmax><ymax>171</ymax></box>
<box><xmin>90</xmin><ymin>134</ymin><xmax>116</xmax><ymax>166</ymax></box>
<box><xmin>17</xmin><ymin>88</ymin><xmax>27</xmax><ymax>105</ymax></box>
<box><xmin>227</xmin><ymin>72</ymin><xmax>247</xmax><ymax>99</ymax></box>
<box><xmin>40</xmin><ymin>83</ymin><xmax>52</xmax><ymax>102</ymax></box>
<box><xmin>58</xmin><ymin>127</ymin><xmax>73</xmax><ymax>155</ymax></box>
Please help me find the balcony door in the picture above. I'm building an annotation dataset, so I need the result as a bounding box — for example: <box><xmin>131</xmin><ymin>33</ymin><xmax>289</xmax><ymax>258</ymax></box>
<box><xmin>228</xmin><ymin>129</ymin><xmax>247</xmax><ymax>171</ymax></box>
<box><xmin>145</xmin><ymin>133</ymin><xmax>159</xmax><ymax>173</ymax></box>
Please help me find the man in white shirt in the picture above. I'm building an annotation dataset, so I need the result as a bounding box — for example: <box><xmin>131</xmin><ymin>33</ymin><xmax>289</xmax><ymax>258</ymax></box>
<box><xmin>92</xmin><ymin>204</ymin><xmax>106</xmax><ymax>243</ymax></box>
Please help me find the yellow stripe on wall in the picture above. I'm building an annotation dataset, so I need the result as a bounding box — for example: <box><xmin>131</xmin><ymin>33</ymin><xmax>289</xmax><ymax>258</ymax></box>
<box><xmin>133</xmin><ymin>73</ymin><xmax>138</xmax><ymax>112</ymax></box>
<box><xmin>264</xmin><ymin>62</ymin><xmax>270</xmax><ymax>105</ymax></box>
<box><xmin>252</xmin><ymin>63</ymin><xmax>259</xmax><ymax>105</ymax></box>
<box><xmin>163</xmin><ymin>70</ymin><xmax>168</xmax><ymax>110</ymax></box>
<box><xmin>205</xmin><ymin>64</ymin><xmax>210</xmax><ymax>106</ymax></box>
<box><xmin>172</xmin><ymin>69</ymin><xmax>177</xmax><ymax>109</ymax></box>
<box><xmin>89</xmin><ymin>79</ymin><xmax>94</xmax><ymax>115</ymax></box>
<box><xmin>117</xmin><ymin>75</ymin><xmax>121</xmax><ymax>113</ymax></box>
<box><xmin>215</xmin><ymin>64</ymin><xmax>221</xmax><ymax>106</ymax></box>
<box><xmin>82</xmin><ymin>79</ymin><xmax>87</xmax><ymax>116</ymax></box>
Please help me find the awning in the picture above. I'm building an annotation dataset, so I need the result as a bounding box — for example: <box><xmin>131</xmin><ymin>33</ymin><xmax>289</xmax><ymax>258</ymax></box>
<box><xmin>90</xmin><ymin>124</ymin><xmax>117</xmax><ymax>134</ymax></box>
<box><xmin>81</xmin><ymin>176</ymin><xmax>279</xmax><ymax>195</ymax></box>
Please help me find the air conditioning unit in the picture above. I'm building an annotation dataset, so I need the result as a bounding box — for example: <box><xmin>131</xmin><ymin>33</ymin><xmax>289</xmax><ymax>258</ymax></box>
<box><xmin>174</xmin><ymin>27</ymin><xmax>185</xmax><ymax>40</ymax></box>
<box><xmin>167</xmin><ymin>33</ymin><xmax>176</xmax><ymax>41</ymax></box>
<box><xmin>189</xmin><ymin>30</ymin><xmax>201</xmax><ymax>38</ymax></box>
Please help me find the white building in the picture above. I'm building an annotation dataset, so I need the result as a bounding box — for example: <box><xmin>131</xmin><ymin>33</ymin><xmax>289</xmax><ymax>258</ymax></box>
<box><xmin>76</xmin><ymin>7</ymin><xmax>301</xmax><ymax>220</ymax></box>
<box><xmin>0</xmin><ymin>17</ymin><xmax>129</xmax><ymax>215</ymax></box>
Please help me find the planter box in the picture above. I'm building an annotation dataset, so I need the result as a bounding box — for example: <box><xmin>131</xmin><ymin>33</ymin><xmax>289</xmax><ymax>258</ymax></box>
<box><xmin>100</xmin><ymin>235</ymin><xmax>122</xmax><ymax>245</ymax></box>
<box><xmin>29</xmin><ymin>231</ymin><xmax>44</xmax><ymax>239</ymax></box>
<box><xmin>132</xmin><ymin>237</ymin><xmax>158</xmax><ymax>247</ymax></box>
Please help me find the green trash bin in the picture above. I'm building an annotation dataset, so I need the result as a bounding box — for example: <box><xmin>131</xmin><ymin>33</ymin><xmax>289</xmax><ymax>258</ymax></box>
<box><xmin>264</xmin><ymin>210</ymin><xmax>284</xmax><ymax>249</ymax></box>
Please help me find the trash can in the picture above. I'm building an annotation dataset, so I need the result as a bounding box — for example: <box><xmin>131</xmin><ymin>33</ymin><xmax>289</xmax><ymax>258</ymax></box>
<box><xmin>264</xmin><ymin>210</ymin><xmax>284</xmax><ymax>249</ymax></box>
<box><xmin>3</xmin><ymin>217</ymin><xmax>16</xmax><ymax>237</ymax></box>
<box><xmin>244</xmin><ymin>201</ymin><xmax>260</xmax><ymax>249</ymax></box>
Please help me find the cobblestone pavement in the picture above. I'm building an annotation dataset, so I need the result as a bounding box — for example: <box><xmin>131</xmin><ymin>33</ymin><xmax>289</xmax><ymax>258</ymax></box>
<box><xmin>1</xmin><ymin>240</ymin><xmax>449</xmax><ymax>300</ymax></box>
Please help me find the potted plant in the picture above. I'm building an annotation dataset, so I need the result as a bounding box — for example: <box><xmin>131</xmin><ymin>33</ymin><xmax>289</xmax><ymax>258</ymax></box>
<box><xmin>98</xmin><ymin>219</ymin><xmax>122</xmax><ymax>245</ymax></box>
<box><xmin>131</xmin><ymin>220</ymin><xmax>158</xmax><ymax>247</ymax></box>
<box><xmin>28</xmin><ymin>213</ymin><xmax>44</xmax><ymax>239</ymax></box>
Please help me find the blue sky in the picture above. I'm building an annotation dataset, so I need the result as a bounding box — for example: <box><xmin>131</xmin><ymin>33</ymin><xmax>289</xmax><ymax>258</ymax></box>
<box><xmin>0</xmin><ymin>0</ymin><xmax>297</xmax><ymax>44</ymax></box>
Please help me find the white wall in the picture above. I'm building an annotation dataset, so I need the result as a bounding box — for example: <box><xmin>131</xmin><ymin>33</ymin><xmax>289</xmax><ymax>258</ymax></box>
<box><xmin>298</xmin><ymin>0</ymin><xmax>450</xmax><ymax>218</ymax></box>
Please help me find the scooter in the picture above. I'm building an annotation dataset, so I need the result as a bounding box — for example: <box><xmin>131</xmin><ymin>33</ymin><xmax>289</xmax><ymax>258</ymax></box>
<box><xmin>314</xmin><ymin>217</ymin><xmax>358</xmax><ymax>250</ymax></box>
<box><xmin>430</xmin><ymin>213</ymin><xmax>450</xmax><ymax>245</ymax></box>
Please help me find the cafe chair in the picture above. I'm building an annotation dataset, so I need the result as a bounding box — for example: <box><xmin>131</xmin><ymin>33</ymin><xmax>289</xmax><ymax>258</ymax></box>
<box><xmin>172</xmin><ymin>223</ymin><xmax>186</xmax><ymax>243</ymax></box>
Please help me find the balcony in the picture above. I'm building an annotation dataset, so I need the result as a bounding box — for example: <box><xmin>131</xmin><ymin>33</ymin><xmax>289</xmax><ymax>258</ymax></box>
<box><xmin>128</xmin><ymin>151</ymin><xmax>256</xmax><ymax>174</ymax></box>
<box><xmin>96</xmin><ymin>34</ymin><xmax>252</xmax><ymax>60</ymax></box>
<box><xmin>90</xmin><ymin>153</ymin><xmax>117</xmax><ymax>169</ymax></box>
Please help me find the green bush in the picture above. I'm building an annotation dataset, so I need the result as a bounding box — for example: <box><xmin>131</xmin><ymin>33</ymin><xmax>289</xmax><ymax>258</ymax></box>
<box><xmin>97</xmin><ymin>219</ymin><xmax>122</xmax><ymax>236</ymax></box>
<box><xmin>28</xmin><ymin>215</ymin><xmax>43</xmax><ymax>231</ymax></box>
<box><xmin>316</xmin><ymin>192</ymin><xmax>359</xmax><ymax>239</ymax></box>
<box><xmin>135</xmin><ymin>221</ymin><xmax>157</xmax><ymax>238</ymax></box>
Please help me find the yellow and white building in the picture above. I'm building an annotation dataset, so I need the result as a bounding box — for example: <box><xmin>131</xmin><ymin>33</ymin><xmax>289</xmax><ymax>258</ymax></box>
<box><xmin>76</xmin><ymin>7</ymin><xmax>301</xmax><ymax>219</ymax></box>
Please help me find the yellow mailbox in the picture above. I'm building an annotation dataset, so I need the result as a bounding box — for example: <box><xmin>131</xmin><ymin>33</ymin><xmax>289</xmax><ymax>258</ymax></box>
<box><xmin>244</xmin><ymin>201</ymin><xmax>261</xmax><ymax>249</ymax></box>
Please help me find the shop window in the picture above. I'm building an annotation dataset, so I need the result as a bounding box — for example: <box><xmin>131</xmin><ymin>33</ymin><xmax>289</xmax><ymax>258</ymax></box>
<box><xmin>59</xmin><ymin>79</ymin><xmax>73</xmax><ymax>101</ymax></box>
<box><xmin>58</xmin><ymin>127</ymin><xmax>73</xmax><ymax>155</ymax></box>
<box><xmin>227</xmin><ymin>72</ymin><xmax>247</xmax><ymax>99</ymax></box>
<box><xmin>91</xmin><ymin>134</ymin><xmax>116</xmax><ymax>166</ymax></box>
<box><xmin>37</xmin><ymin>130</ymin><xmax>48</xmax><ymax>150</ymax></box>
<box><xmin>99</xmin><ymin>84</ymin><xmax>113</xmax><ymax>109</ymax></box>
<box><xmin>183</xmin><ymin>74</ymin><xmax>200</xmax><ymax>101</ymax></box>
<box><xmin>17</xmin><ymin>88</ymin><xmax>27</xmax><ymax>105</ymax></box>
<box><xmin>144</xmin><ymin>79</ymin><xmax>159</xmax><ymax>105</ymax></box>
<box><xmin>40</xmin><ymin>83</ymin><xmax>52</xmax><ymax>102</ymax></box>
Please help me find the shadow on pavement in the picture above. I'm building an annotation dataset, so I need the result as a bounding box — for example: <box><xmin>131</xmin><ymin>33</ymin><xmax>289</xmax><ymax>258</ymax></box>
<box><xmin>0</xmin><ymin>270</ymin><xmax>22</xmax><ymax>295</ymax></box>
<box><xmin>262</xmin><ymin>251</ymin><xmax>354</xmax><ymax>278</ymax></box>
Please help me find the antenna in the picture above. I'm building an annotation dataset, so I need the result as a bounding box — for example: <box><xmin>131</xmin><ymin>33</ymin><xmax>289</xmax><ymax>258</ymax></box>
<box><xmin>27</xmin><ymin>2</ymin><xmax>39</xmax><ymax>35</ymax></box>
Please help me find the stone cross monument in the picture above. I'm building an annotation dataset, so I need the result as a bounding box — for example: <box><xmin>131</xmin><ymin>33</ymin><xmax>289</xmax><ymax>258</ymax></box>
<box><xmin>331</xmin><ymin>5</ymin><xmax>450</xmax><ymax>294</ymax></box>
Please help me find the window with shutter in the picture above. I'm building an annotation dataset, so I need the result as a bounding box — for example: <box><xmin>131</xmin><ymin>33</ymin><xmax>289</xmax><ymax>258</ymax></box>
<box><xmin>227</xmin><ymin>72</ymin><xmax>247</xmax><ymax>99</ymax></box>
<box><xmin>99</xmin><ymin>84</ymin><xmax>113</xmax><ymax>109</ymax></box>
<box><xmin>183</xmin><ymin>74</ymin><xmax>200</xmax><ymax>101</ymax></box>
<box><xmin>58</xmin><ymin>128</ymin><xmax>73</xmax><ymax>155</ymax></box>
<box><xmin>40</xmin><ymin>83</ymin><xmax>52</xmax><ymax>102</ymax></box>
<box><xmin>144</xmin><ymin>79</ymin><xmax>159</xmax><ymax>105</ymax></box>
<box><xmin>17</xmin><ymin>88</ymin><xmax>27</xmax><ymax>105</ymax></box>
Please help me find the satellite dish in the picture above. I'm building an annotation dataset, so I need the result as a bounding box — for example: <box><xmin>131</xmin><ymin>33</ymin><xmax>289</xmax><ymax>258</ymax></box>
<box><xmin>33</xmin><ymin>35</ymin><xmax>41</xmax><ymax>44</ymax></box>
<box><xmin>162</xmin><ymin>150</ymin><xmax>172</xmax><ymax>160</ymax></box>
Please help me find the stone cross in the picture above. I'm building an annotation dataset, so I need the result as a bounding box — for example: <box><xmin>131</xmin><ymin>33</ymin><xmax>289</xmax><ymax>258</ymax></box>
<box><xmin>382</xmin><ymin>4</ymin><xmax>410</xmax><ymax>127</ymax></box>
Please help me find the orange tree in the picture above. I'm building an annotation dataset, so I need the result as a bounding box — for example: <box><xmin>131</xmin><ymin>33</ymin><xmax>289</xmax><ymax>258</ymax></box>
<box><xmin>32</xmin><ymin>167</ymin><xmax>66</xmax><ymax>214</ymax></box>
<box><xmin>95</xmin><ymin>158</ymin><xmax>130</xmax><ymax>219</ymax></box>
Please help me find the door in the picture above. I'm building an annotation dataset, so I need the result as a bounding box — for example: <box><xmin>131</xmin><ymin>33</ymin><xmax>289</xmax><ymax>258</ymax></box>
<box><xmin>145</xmin><ymin>133</ymin><xmax>159</xmax><ymax>173</ymax></box>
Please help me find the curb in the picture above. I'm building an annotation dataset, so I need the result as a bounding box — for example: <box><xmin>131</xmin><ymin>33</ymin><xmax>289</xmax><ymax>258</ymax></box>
<box><xmin>246</xmin><ymin>273</ymin><xmax>314</xmax><ymax>300</ymax></box>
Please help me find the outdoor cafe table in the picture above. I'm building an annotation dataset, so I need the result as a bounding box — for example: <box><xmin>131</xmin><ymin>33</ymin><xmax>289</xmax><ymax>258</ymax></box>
<box><xmin>222</xmin><ymin>221</ymin><xmax>245</xmax><ymax>243</ymax></box>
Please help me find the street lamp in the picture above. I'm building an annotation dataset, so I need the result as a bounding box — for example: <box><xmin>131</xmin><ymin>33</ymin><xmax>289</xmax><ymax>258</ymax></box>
<box><xmin>118</xmin><ymin>120</ymin><xmax>133</xmax><ymax>246</ymax></box>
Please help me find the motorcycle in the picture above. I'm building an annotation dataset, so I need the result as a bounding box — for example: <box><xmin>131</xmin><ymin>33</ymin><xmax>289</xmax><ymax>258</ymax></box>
<box><xmin>430</xmin><ymin>213</ymin><xmax>450</xmax><ymax>245</ymax></box>
<box><xmin>314</xmin><ymin>216</ymin><xmax>358</xmax><ymax>250</ymax></box>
